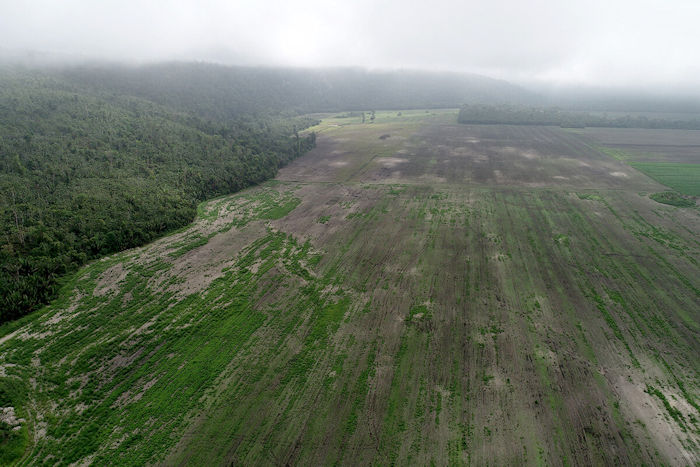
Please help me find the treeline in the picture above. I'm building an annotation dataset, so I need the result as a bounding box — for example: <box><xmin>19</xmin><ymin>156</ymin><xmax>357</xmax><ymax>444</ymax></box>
<box><xmin>457</xmin><ymin>104</ymin><xmax>700</xmax><ymax>129</ymax></box>
<box><xmin>0</xmin><ymin>69</ymin><xmax>316</xmax><ymax>323</ymax></box>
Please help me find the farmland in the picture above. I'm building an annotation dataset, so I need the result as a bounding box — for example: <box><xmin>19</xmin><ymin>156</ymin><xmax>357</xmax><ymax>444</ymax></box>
<box><xmin>579</xmin><ymin>127</ymin><xmax>700</xmax><ymax>196</ymax></box>
<box><xmin>0</xmin><ymin>110</ymin><xmax>698</xmax><ymax>465</ymax></box>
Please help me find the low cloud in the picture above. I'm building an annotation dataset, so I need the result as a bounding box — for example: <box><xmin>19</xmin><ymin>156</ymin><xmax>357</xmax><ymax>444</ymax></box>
<box><xmin>1</xmin><ymin>0</ymin><xmax>699</xmax><ymax>92</ymax></box>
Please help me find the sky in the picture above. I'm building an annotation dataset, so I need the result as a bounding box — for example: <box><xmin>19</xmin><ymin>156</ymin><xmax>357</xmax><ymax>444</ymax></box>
<box><xmin>1</xmin><ymin>0</ymin><xmax>699</xmax><ymax>92</ymax></box>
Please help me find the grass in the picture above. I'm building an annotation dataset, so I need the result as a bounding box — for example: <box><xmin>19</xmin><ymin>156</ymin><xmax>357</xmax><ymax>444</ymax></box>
<box><xmin>630</xmin><ymin>162</ymin><xmax>700</xmax><ymax>196</ymax></box>
<box><xmin>259</xmin><ymin>197</ymin><xmax>301</xmax><ymax>219</ymax></box>
<box><xmin>649</xmin><ymin>191</ymin><xmax>696</xmax><ymax>208</ymax></box>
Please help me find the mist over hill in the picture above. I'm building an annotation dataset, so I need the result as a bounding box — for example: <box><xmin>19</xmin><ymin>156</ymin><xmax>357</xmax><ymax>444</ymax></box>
<box><xmin>51</xmin><ymin>62</ymin><xmax>538</xmax><ymax>117</ymax></box>
<box><xmin>8</xmin><ymin>57</ymin><xmax>700</xmax><ymax>116</ymax></box>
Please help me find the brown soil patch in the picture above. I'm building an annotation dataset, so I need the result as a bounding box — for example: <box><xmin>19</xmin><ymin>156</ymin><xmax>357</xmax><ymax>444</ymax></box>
<box><xmin>94</xmin><ymin>263</ymin><xmax>128</xmax><ymax>297</ymax></box>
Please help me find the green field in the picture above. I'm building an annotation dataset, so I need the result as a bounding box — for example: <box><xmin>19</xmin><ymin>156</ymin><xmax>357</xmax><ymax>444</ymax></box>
<box><xmin>1</xmin><ymin>112</ymin><xmax>698</xmax><ymax>465</ymax></box>
<box><xmin>628</xmin><ymin>163</ymin><xmax>700</xmax><ymax>196</ymax></box>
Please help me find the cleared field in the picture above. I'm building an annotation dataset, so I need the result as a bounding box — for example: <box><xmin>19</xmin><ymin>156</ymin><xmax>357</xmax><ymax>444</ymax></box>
<box><xmin>1</xmin><ymin>113</ymin><xmax>698</xmax><ymax>465</ymax></box>
<box><xmin>578</xmin><ymin>127</ymin><xmax>700</xmax><ymax>163</ymax></box>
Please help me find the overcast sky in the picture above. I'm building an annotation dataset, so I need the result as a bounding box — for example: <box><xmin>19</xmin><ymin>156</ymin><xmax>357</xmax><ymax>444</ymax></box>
<box><xmin>1</xmin><ymin>0</ymin><xmax>699</xmax><ymax>91</ymax></box>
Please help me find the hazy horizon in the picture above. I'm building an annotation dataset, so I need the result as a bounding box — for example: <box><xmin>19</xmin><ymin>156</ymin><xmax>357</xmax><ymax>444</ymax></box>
<box><xmin>1</xmin><ymin>0</ymin><xmax>699</xmax><ymax>96</ymax></box>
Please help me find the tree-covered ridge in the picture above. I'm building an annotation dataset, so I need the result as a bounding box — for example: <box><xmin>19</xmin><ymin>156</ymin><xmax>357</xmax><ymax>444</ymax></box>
<box><xmin>56</xmin><ymin>63</ymin><xmax>535</xmax><ymax>119</ymax></box>
<box><xmin>458</xmin><ymin>104</ymin><xmax>700</xmax><ymax>129</ymax></box>
<box><xmin>0</xmin><ymin>69</ymin><xmax>316</xmax><ymax>323</ymax></box>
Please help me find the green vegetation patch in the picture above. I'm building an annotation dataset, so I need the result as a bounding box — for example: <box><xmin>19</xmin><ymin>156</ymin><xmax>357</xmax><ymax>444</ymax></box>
<box><xmin>0</xmin><ymin>378</ymin><xmax>29</xmax><ymax>465</ymax></box>
<box><xmin>629</xmin><ymin>162</ymin><xmax>700</xmax><ymax>196</ymax></box>
<box><xmin>259</xmin><ymin>197</ymin><xmax>301</xmax><ymax>220</ymax></box>
<box><xmin>167</xmin><ymin>233</ymin><xmax>215</xmax><ymax>258</ymax></box>
<box><xmin>649</xmin><ymin>191</ymin><xmax>696</xmax><ymax>207</ymax></box>
<box><xmin>576</xmin><ymin>192</ymin><xmax>604</xmax><ymax>202</ymax></box>
<box><xmin>406</xmin><ymin>304</ymin><xmax>432</xmax><ymax>325</ymax></box>
<box><xmin>0</xmin><ymin>225</ymin><xmax>333</xmax><ymax>464</ymax></box>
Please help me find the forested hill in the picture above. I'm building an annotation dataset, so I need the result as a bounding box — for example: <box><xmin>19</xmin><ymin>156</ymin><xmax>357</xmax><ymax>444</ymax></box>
<box><xmin>0</xmin><ymin>67</ymin><xmax>316</xmax><ymax>323</ymax></box>
<box><xmin>55</xmin><ymin>63</ymin><xmax>536</xmax><ymax>119</ymax></box>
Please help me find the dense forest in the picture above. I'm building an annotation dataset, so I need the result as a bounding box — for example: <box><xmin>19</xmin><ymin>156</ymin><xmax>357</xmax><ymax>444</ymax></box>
<box><xmin>458</xmin><ymin>104</ymin><xmax>700</xmax><ymax>129</ymax></box>
<box><xmin>0</xmin><ymin>68</ymin><xmax>317</xmax><ymax>323</ymax></box>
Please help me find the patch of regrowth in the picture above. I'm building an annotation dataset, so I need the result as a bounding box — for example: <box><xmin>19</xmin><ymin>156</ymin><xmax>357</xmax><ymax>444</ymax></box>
<box><xmin>554</xmin><ymin>234</ymin><xmax>570</xmax><ymax>247</ymax></box>
<box><xmin>577</xmin><ymin>192</ymin><xmax>603</xmax><ymax>202</ymax></box>
<box><xmin>0</xmin><ymin>378</ymin><xmax>29</xmax><ymax>464</ymax></box>
<box><xmin>649</xmin><ymin>191</ymin><xmax>695</xmax><ymax>208</ymax></box>
<box><xmin>259</xmin><ymin>197</ymin><xmax>301</xmax><ymax>220</ymax></box>
<box><xmin>406</xmin><ymin>304</ymin><xmax>432</xmax><ymax>324</ymax></box>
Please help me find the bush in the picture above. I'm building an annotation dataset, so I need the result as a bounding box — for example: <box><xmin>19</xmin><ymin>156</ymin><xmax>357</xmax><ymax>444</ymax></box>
<box><xmin>649</xmin><ymin>191</ymin><xmax>696</xmax><ymax>208</ymax></box>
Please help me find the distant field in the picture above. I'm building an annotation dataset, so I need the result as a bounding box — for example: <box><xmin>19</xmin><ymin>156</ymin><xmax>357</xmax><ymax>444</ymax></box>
<box><xmin>1</xmin><ymin>112</ymin><xmax>698</xmax><ymax>465</ymax></box>
<box><xmin>578</xmin><ymin>110</ymin><xmax>700</xmax><ymax>122</ymax></box>
<box><xmin>628</xmin><ymin>162</ymin><xmax>700</xmax><ymax>196</ymax></box>
<box><xmin>580</xmin><ymin>127</ymin><xmax>700</xmax><ymax>148</ymax></box>
<box><xmin>577</xmin><ymin>127</ymin><xmax>700</xmax><ymax>198</ymax></box>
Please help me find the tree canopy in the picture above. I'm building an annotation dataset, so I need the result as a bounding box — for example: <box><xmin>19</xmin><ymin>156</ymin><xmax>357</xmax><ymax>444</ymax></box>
<box><xmin>0</xmin><ymin>67</ymin><xmax>317</xmax><ymax>323</ymax></box>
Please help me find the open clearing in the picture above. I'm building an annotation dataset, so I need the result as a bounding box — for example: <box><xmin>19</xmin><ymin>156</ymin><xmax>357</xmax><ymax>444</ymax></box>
<box><xmin>1</xmin><ymin>111</ymin><xmax>698</xmax><ymax>465</ymax></box>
